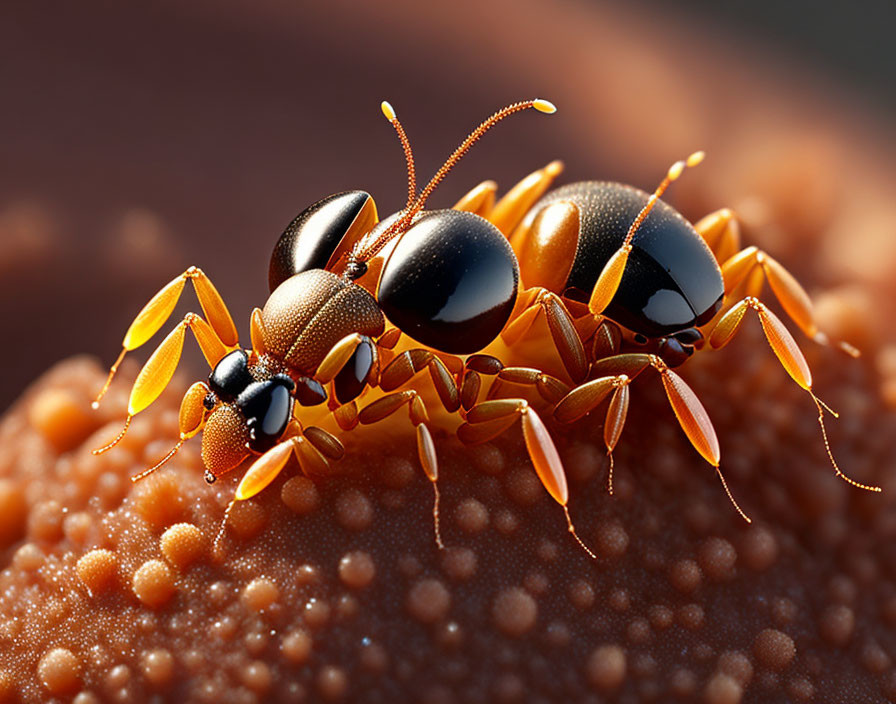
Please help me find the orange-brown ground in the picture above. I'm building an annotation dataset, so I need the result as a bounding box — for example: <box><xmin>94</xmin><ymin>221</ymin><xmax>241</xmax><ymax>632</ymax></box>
<box><xmin>0</xmin><ymin>299</ymin><xmax>894</xmax><ymax>702</ymax></box>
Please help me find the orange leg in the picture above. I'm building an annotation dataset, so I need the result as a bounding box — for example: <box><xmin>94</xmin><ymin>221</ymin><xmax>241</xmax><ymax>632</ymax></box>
<box><xmin>129</xmin><ymin>381</ymin><xmax>211</xmax><ymax>482</ymax></box>
<box><xmin>212</xmin><ymin>420</ymin><xmax>342</xmax><ymax>557</ymax></box>
<box><xmin>458</xmin><ymin>397</ymin><xmax>597</xmax><ymax>558</ymax></box>
<box><xmin>717</xmin><ymin>243</ymin><xmax>859</xmax><ymax>356</ymax></box>
<box><xmin>693</xmin><ymin>208</ymin><xmax>741</xmax><ymax>266</ymax></box>
<box><xmin>550</xmin><ymin>352</ymin><xmax>750</xmax><ymax>521</ymax></box>
<box><xmin>92</xmin><ymin>311</ymin><xmax>234</xmax><ymax>455</ymax></box>
<box><xmin>94</xmin><ymin>266</ymin><xmax>239</xmax><ymax>407</ymax></box>
<box><xmin>709</xmin><ymin>297</ymin><xmax>881</xmax><ymax>494</ymax></box>
<box><xmin>357</xmin><ymin>390</ymin><xmax>443</xmax><ymax>549</ymax></box>
<box><xmin>452</xmin><ymin>160</ymin><xmax>564</xmax><ymax>237</ymax></box>
<box><xmin>502</xmin><ymin>287</ymin><xmax>589</xmax><ymax>383</ymax></box>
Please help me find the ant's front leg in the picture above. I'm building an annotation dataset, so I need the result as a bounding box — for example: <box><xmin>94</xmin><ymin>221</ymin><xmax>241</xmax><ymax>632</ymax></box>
<box><xmin>94</xmin><ymin>266</ymin><xmax>239</xmax><ymax>407</ymax></box>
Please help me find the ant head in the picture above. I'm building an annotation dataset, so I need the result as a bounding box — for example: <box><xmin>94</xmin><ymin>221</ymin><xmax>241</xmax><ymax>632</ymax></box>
<box><xmin>201</xmin><ymin>350</ymin><xmax>297</xmax><ymax>482</ymax></box>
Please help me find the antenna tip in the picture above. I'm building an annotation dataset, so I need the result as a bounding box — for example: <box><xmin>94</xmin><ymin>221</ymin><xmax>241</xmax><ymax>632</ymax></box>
<box><xmin>545</xmin><ymin>159</ymin><xmax>564</xmax><ymax>177</ymax></box>
<box><xmin>533</xmin><ymin>99</ymin><xmax>557</xmax><ymax>114</ymax></box>
<box><xmin>381</xmin><ymin>101</ymin><xmax>396</xmax><ymax>121</ymax></box>
<box><xmin>687</xmin><ymin>150</ymin><xmax>706</xmax><ymax>167</ymax></box>
<box><xmin>667</xmin><ymin>160</ymin><xmax>686</xmax><ymax>181</ymax></box>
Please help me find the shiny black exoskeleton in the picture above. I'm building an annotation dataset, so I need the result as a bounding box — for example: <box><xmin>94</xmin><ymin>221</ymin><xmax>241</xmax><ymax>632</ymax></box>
<box><xmin>206</xmin><ymin>350</ymin><xmax>296</xmax><ymax>453</ymax></box>
<box><xmin>533</xmin><ymin>182</ymin><xmax>724</xmax><ymax>337</ymax></box>
<box><xmin>270</xmin><ymin>192</ymin><xmax>519</xmax><ymax>355</ymax></box>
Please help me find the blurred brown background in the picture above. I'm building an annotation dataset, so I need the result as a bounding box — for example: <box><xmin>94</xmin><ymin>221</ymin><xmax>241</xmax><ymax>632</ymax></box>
<box><xmin>1</xmin><ymin>0</ymin><xmax>894</xmax><ymax>411</ymax></box>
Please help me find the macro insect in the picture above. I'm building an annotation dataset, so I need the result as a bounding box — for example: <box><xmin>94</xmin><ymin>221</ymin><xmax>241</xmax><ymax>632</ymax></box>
<box><xmin>92</xmin><ymin>98</ymin><xmax>880</xmax><ymax>558</ymax></box>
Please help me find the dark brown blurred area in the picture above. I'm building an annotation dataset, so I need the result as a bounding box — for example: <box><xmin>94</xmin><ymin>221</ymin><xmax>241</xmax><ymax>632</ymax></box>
<box><xmin>1</xmin><ymin>0</ymin><xmax>894</xmax><ymax>411</ymax></box>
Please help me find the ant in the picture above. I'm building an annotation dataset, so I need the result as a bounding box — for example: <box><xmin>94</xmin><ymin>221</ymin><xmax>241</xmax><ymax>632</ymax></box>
<box><xmin>92</xmin><ymin>98</ymin><xmax>880</xmax><ymax>559</ymax></box>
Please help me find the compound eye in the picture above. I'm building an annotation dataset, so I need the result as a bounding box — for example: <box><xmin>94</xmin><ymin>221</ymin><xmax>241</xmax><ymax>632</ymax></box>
<box><xmin>208</xmin><ymin>350</ymin><xmax>253</xmax><ymax>401</ymax></box>
<box><xmin>269</xmin><ymin>191</ymin><xmax>377</xmax><ymax>292</ymax></box>
<box><xmin>377</xmin><ymin>210</ymin><xmax>519</xmax><ymax>354</ymax></box>
<box><xmin>237</xmin><ymin>379</ymin><xmax>294</xmax><ymax>453</ymax></box>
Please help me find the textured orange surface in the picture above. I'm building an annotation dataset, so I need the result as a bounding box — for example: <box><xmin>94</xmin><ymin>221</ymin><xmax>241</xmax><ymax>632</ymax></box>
<box><xmin>0</xmin><ymin>305</ymin><xmax>893</xmax><ymax>702</ymax></box>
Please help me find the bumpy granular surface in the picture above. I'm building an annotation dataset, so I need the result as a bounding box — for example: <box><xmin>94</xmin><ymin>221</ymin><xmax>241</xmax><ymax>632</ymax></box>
<box><xmin>0</xmin><ymin>319</ymin><xmax>894</xmax><ymax>702</ymax></box>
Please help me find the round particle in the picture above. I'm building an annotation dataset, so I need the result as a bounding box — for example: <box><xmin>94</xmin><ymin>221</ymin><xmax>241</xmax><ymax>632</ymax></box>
<box><xmin>29</xmin><ymin>388</ymin><xmax>96</xmax><ymax>452</ymax></box>
<box><xmin>304</xmin><ymin>598</ymin><xmax>331</xmax><ymax>629</ymax></box>
<box><xmin>72</xmin><ymin>693</ymin><xmax>100</xmax><ymax>704</ymax></box>
<box><xmin>141</xmin><ymin>649</ymin><xmax>174</xmax><ymax>687</ymax></box>
<box><xmin>698</xmin><ymin>537</ymin><xmax>737</xmax><ymax>581</ymax></box>
<box><xmin>493</xmin><ymin>510</ymin><xmax>519</xmax><ymax>535</ymax></box>
<box><xmin>678</xmin><ymin>604</ymin><xmax>705</xmax><ymax>630</ymax></box>
<box><xmin>704</xmin><ymin>673</ymin><xmax>742</xmax><ymax>704</ymax></box>
<box><xmin>718</xmin><ymin>651</ymin><xmax>753</xmax><ymax>685</ymax></box>
<box><xmin>241</xmin><ymin>661</ymin><xmax>271</xmax><ymax>695</ymax></box>
<box><xmin>523</xmin><ymin>571</ymin><xmax>549</xmax><ymax>596</ymax></box>
<box><xmin>335</xmin><ymin>489</ymin><xmax>374</xmax><ymax>531</ymax></box>
<box><xmin>753</xmin><ymin>629</ymin><xmax>796</xmax><ymax>671</ymax></box>
<box><xmin>594</xmin><ymin>520</ymin><xmax>629</xmax><ymax>559</ymax></box>
<box><xmin>159</xmin><ymin>523</ymin><xmax>205</xmax><ymax>569</ymax></box>
<box><xmin>505</xmin><ymin>468</ymin><xmax>542</xmax><ymax>507</ymax></box>
<box><xmin>281</xmin><ymin>629</ymin><xmax>312</xmax><ymax>664</ymax></box>
<box><xmin>132</xmin><ymin>473</ymin><xmax>185</xmax><ymax>530</ymax></box>
<box><xmin>28</xmin><ymin>500</ymin><xmax>64</xmax><ymax>542</ymax></box>
<box><xmin>563</xmin><ymin>441</ymin><xmax>601</xmax><ymax>482</ymax></box>
<box><xmin>586</xmin><ymin>645</ymin><xmax>626</xmax><ymax>691</ymax></box>
<box><xmin>492</xmin><ymin>587</ymin><xmax>537</xmax><ymax>637</ymax></box>
<box><xmin>440</xmin><ymin>547</ymin><xmax>477</xmax><ymax>582</ymax></box>
<box><xmin>860</xmin><ymin>642</ymin><xmax>890</xmax><ymax>674</ymax></box>
<box><xmin>669</xmin><ymin>668</ymin><xmax>696</xmax><ymax>697</ymax></box>
<box><xmin>437</xmin><ymin>621</ymin><xmax>464</xmax><ymax>649</ymax></box>
<box><xmin>132</xmin><ymin>559</ymin><xmax>176</xmax><ymax>608</ymax></box>
<box><xmin>545</xmin><ymin>620</ymin><xmax>571</xmax><ymax>648</ymax></box>
<box><xmin>626</xmin><ymin>617</ymin><xmax>651</xmax><ymax>645</ymax></box>
<box><xmin>569</xmin><ymin>580</ymin><xmax>595</xmax><ymax>610</ymax></box>
<box><xmin>227</xmin><ymin>499</ymin><xmax>266</xmax><ymax>540</ymax></box>
<box><xmin>0</xmin><ymin>479</ymin><xmax>26</xmax><ymax>547</ymax></box>
<box><xmin>739</xmin><ymin>526</ymin><xmax>778</xmax><ymax>572</ymax></box>
<box><xmin>648</xmin><ymin>605</ymin><xmax>673</xmax><ymax>631</ymax></box>
<box><xmin>455</xmin><ymin>498</ymin><xmax>489</xmax><ymax>534</ymax></box>
<box><xmin>359</xmin><ymin>639</ymin><xmax>389</xmax><ymax>674</ymax></box>
<box><xmin>63</xmin><ymin>511</ymin><xmax>92</xmax><ymax>546</ymax></box>
<box><xmin>819</xmin><ymin>604</ymin><xmax>855</xmax><ymax>647</ymax></box>
<box><xmin>471</xmin><ymin>443</ymin><xmax>505</xmax><ymax>475</ymax></box>
<box><xmin>338</xmin><ymin>551</ymin><xmax>376</xmax><ymax>590</ymax></box>
<box><xmin>787</xmin><ymin>676</ymin><xmax>815</xmax><ymax>701</ymax></box>
<box><xmin>669</xmin><ymin>559</ymin><xmax>702</xmax><ymax>593</ymax></box>
<box><xmin>76</xmin><ymin>549</ymin><xmax>119</xmax><ymax>595</ymax></box>
<box><xmin>335</xmin><ymin>594</ymin><xmax>359</xmax><ymax>621</ymax></box>
<box><xmin>242</xmin><ymin>577</ymin><xmax>279</xmax><ymax>613</ymax></box>
<box><xmin>377</xmin><ymin>456</ymin><xmax>415</xmax><ymax>488</ymax></box>
<box><xmin>407</xmin><ymin>578</ymin><xmax>451</xmax><ymax>624</ymax></box>
<box><xmin>608</xmin><ymin>588</ymin><xmax>630</xmax><ymax>613</ymax></box>
<box><xmin>771</xmin><ymin>597</ymin><xmax>798</xmax><ymax>626</ymax></box>
<box><xmin>105</xmin><ymin>664</ymin><xmax>130</xmax><ymax>689</ymax></box>
<box><xmin>317</xmin><ymin>665</ymin><xmax>348</xmax><ymax>701</ymax></box>
<box><xmin>281</xmin><ymin>476</ymin><xmax>320</xmax><ymax>515</ymax></box>
<box><xmin>38</xmin><ymin>648</ymin><xmax>81</xmax><ymax>695</ymax></box>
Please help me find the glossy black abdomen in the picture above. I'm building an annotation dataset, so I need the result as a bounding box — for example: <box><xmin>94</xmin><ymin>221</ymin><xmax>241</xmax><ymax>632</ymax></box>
<box><xmin>532</xmin><ymin>182</ymin><xmax>723</xmax><ymax>337</ymax></box>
